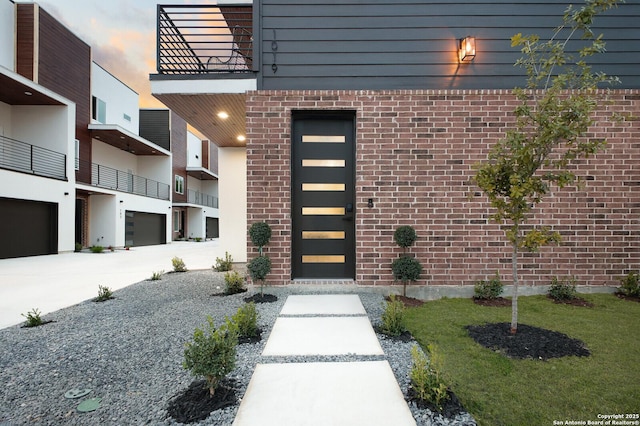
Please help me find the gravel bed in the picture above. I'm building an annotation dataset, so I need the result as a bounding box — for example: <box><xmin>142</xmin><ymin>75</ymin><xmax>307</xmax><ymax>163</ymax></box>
<box><xmin>0</xmin><ymin>270</ymin><xmax>475</xmax><ymax>425</ymax></box>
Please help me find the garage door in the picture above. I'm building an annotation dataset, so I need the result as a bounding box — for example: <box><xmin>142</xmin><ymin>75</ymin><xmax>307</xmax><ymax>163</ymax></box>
<box><xmin>0</xmin><ymin>197</ymin><xmax>58</xmax><ymax>259</ymax></box>
<box><xmin>125</xmin><ymin>211</ymin><xmax>166</xmax><ymax>247</ymax></box>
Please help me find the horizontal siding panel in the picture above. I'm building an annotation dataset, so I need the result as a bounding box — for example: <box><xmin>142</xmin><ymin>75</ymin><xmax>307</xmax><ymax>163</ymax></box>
<box><xmin>260</xmin><ymin>0</ymin><xmax>640</xmax><ymax>90</ymax></box>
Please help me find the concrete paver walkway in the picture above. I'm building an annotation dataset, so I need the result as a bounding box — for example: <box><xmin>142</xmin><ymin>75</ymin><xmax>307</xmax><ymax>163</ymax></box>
<box><xmin>233</xmin><ymin>294</ymin><xmax>416</xmax><ymax>426</ymax></box>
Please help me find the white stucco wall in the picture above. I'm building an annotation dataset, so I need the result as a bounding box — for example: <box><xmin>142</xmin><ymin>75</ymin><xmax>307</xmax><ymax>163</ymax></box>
<box><xmin>13</xmin><ymin>105</ymin><xmax>72</xmax><ymax>158</ymax></box>
<box><xmin>90</xmin><ymin>194</ymin><xmax>117</xmax><ymax>247</ymax></box>
<box><xmin>188</xmin><ymin>208</ymin><xmax>204</xmax><ymax>239</ymax></box>
<box><xmin>0</xmin><ymin>102</ymin><xmax>12</xmax><ymax>135</ymax></box>
<box><xmin>187</xmin><ymin>131</ymin><xmax>202</xmax><ymax>168</ymax></box>
<box><xmin>91</xmin><ymin>62</ymin><xmax>139</xmax><ymax>133</ymax></box>
<box><xmin>92</xmin><ymin>140</ymin><xmax>137</xmax><ymax>173</ymax></box>
<box><xmin>218</xmin><ymin>147</ymin><xmax>247</xmax><ymax>262</ymax></box>
<box><xmin>0</xmin><ymin>0</ymin><xmax>14</xmax><ymax>70</ymax></box>
<box><xmin>138</xmin><ymin>155</ymin><xmax>171</xmax><ymax>186</ymax></box>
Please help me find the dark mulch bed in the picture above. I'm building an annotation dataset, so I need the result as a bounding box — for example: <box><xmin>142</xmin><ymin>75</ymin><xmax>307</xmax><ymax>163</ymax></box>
<box><xmin>167</xmin><ymin>379</ymin><xmax>237</xmax><ymax>424</ymax></box>
<box><xmin>548</xmin><ymin>295</ymin><xmax>594</xmax><ymax>307</ymax></box>
<box><xmin>615</xmin><ymin>292</ymin><xmax>640</xmax><ymax>303</ymax></box>
<box><xmin>211</xmin><ymin>288</ymin><xmax>248</xmax><ymax>297</ymax></box>
<box><xmin>385</xmin><ymin>295</ymin><xmax>424</xmax><ymax>307</ymax></box>
<box><xmin>244</xmin><ymin>293</ymin><xmax>278</xmax><ymax>303</ymax></box>
<box><xmin>472</xmin><ymin>297</ymin><xmax>510</xmax><ymax>307</ymax></box>
<box><xmin>408</xmin><ymin>388</ymin><xmax>467</xmax><ymax>419</ymax></box>
<box><xmin>238</xmin><ymin>329</ymin><xmax>262</xmax><ymax>344</ymax></box>
<box><xmin>375</xmin><ymin>328</ymin><xmax>415</xmax><ymax>342</ymax></box>
<box><xmin>466</xmin><ymin>322</ymin><xmax>590</xmax><ymax>360</ymax></box>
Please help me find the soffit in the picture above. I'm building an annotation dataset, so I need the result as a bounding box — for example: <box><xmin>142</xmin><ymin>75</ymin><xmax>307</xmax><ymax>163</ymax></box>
<box><xmin>152</xmin><ymin>93</ymin><xmax>246</xmax><ymax>148</ymax></box>
<box><xmin>89</xmin><ymin>125</ymin><xmax>169</xmax><ymax>156</ymax></box>
<box><xmin>0</xmin><ymin>73</ymin><xmax>63</xmax><ymax>105</ymax></box>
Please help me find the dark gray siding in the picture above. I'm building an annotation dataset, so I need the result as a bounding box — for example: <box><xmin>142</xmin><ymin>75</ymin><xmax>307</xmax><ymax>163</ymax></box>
<box><xmin>139</xmin><ymin>110</ymin><xmax>170</xmax><ymax>151</ymax></box>
<box><xmin>258</xmin><ymin>0</ymin><xmax>640</xmax><ymax>90</ymax></box>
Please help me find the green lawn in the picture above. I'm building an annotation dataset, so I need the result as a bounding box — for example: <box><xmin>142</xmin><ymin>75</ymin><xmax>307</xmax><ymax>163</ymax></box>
<box><xmin>404</xmin><ymin>294</ymin><xmax>640</xmax><ymax>426</ymax></box>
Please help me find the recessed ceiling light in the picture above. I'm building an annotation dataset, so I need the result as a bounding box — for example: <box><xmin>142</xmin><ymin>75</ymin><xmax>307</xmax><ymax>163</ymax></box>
<box><xmin>217</xmin><ymin>112</ymin><xmax>229</xmax><ymax>119</ymax></box>
<box><xmin>24</xmin><ymin>91</ymin><xmax>33</xmax><ymax>96</ymax></box>
<box><xmin>237</xmin><ymin>135</ymin><xmax>246</xmax><ymax>142</ymax></box>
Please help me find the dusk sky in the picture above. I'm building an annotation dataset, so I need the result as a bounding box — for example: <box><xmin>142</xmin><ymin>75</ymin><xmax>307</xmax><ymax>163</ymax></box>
<box><xmin>20</xmin><ymin>0</ymin><xmax>199</xmax><ymax>108</ymax></box>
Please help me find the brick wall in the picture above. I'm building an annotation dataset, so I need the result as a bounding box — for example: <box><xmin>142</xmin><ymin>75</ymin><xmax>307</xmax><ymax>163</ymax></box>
<box><xmin>246</xmin><ymin>89</ymin><xmax>640</xmax><ymax>288</ymax></box>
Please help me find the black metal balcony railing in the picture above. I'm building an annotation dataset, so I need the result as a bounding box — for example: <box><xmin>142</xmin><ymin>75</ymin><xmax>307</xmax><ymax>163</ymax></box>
<box><xmin>0</xmin><ymin>135</ymin><xmax>67</xmax><ymax>180</ymax></box>
<box><xmin>188</xmin><ymin>189</ymin><xmax>219</xmax><ymax>208</ymax></box>
<box><xmin>157</xmin><ymin>5</ymin><xmax>253</xmax><ymax>75</ymax></box>
<box><xmin>77</xmin><ymin>159</ymin><xmax>170</xmax><ymax>200</ymax></box>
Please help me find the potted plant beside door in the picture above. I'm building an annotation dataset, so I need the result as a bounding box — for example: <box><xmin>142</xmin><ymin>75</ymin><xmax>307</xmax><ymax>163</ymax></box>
<box><xmin>246</xmin><ymin>222</ymin><xmax>278</xmax><ymax>303</ymax></box>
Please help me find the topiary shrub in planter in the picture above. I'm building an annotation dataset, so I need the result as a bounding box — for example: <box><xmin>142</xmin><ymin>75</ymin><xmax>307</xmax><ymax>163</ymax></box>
<box><xmin>249</xmin><ymin>222</ymin><xmax>272</xmax><ymax>256</ymax></box>
<box><xmin>248</xmin><ymin>222</ymin><xmax>273</xmax><ymax>298</ymax></box>
<box><xmin>391</xmin><ymin>225</ymin><xmax>422</xmax><ymax>297</ymax></box>
<box><xmin>183</xmin><ymin>316</ymin><xmax>238</xmax><ymax>398</ymax></box>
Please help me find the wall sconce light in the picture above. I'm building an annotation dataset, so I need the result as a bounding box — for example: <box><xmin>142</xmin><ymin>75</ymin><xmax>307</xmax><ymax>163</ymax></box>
<box><xmin>119</xmin><ymin>200</ymin><xmax>124</xmax><ymax>203</ymax></box>
<box><xmin>64</xmin><ymin>192</ymin><xmax>69</xmax><ymax>196</ymax></box>
<box><xmin>459</xmin><ymin>36</ymin><xmax>476</xmax><ymax>62</ymax></box>
<box><xmin>367</xmin><ymin>198</ymin><xmax>374</xmax><ymax>208</ymax></box>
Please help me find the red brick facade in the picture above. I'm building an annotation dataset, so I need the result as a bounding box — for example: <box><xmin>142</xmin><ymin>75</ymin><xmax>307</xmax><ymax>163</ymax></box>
<box><xmin>246</xmin><ymin>89</ymin><xmax>640</xmax><ymax>288</ymax></box>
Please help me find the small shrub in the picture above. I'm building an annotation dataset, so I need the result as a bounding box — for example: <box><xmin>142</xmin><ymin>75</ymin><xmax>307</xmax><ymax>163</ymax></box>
<box><xmin>224</xmin><ymin>271</ymin><xmax>245</xmax><ymax>295</ymax></box>
<box><xmin>74</xmin><ymin>243</ymin><xmax>82</xmax><ymax>252</ymax></box>
<box><xmin>410</xmin><ymin>344</ymin><xmax>450</xmax><ymax>411</ymax></box>
<box><xmin>172</xmin><ymin>256</ymin><xmax>187</xmax><ymax>272</ymax></box>
<box><xmin>214</xmin><ymin>252</ymin><xmax>234</xmax><ymax>272</ymax></box>
<box><xmin>94</xmin><ymin>285</ymin><xmax>113</xmax><ymax>302</ymax></box>
<box><xmin>619</xmin><ymin>271</ymin><xmax>640</xmax><ymax>297</ymax></box>
<box><xmin>151</xmin><ymin>271</ymin><xmax>164</xmax><ymax>281</ymax></box>
<box><xmin>194</xmin><ymin>237</ymin><xmax>202</xmax><ymax>242</ymax></box>
<box><xmin>232</xmin><ymin>302</ymin><xmax>258</xmax><ymax>338</ymax></box>
<box><xmin>183</xmin><ymin>316</ymin><xmax>238</xmax><ymax>397</ymax></box>
<box><xmin>394</xmin><ymin>225</ymin><xmax>417</xmax><ymax>249</ymax></box>
<box><xmin>21</xmin><ymin>308</ymin><xmax>43</xmax><ymax>327</ymax></box>
<box><xmin>249</xmin><ymin>222</ymin><xmax>272</xmax><ymax>254</ymax></box>
<box><xmin>90</xmin><ymin>245</ymin><xmax>104</xmax><ymax>254</ymax></box>
<box><xmin>474</xmin><ymin>273</ymin><xmax>504</xmax><ymax>300</ymax></box>
<box><xmin>548</xmin><ymin>276</ymin><xmax>577</xmax><ymax>301</ymax></box>
<box><xmin>380</xmin><ymin>295</ymin><xmax>407</xmax><ymax>337</ymax></box>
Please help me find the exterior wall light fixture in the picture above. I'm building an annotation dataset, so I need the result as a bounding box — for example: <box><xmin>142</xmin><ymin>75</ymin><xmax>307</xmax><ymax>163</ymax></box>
<box><xmin>459</xmin><ymin>36</ymin><xmax>476</xmax><ymax>62</ymax></box>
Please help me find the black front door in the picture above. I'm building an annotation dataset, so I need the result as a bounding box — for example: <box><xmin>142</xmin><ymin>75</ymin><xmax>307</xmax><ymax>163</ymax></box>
<box><xmin>292</xmin><ymin>112</ymin><xmax>355</xmax><ymax>279</ymax></box>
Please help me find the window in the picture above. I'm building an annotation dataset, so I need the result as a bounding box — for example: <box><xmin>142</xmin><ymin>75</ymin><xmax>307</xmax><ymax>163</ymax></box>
<box><xmin>91</xmin><ymin>96</ymin><xmax>106</xmax><ymax>123</ymax></box>
<box><xmin>175</xmin><ymin>175</ymin><xmax>184</xmax><ymax>194</ymax></box>
<box><xmin>173</xmin><ymin>210</ymin><xmax>181</xmax><ymax>232</ymax></box>
<box><xmin>74</xmin><ymin>139</ymin><xmax>80</xmax><ymax>170</ymax></box>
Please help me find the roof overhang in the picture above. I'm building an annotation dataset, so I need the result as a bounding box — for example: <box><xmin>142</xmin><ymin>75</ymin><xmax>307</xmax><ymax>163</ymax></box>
<box><xmin>0</xmin><ymin>67</ymin><xmax>68</xmax><ymax>106</ymax></box>
<box><xmin>186</xmin><ymin>166</ymin><xmax>218</xmax><ymax>181</ymax></box>
<box><xmin>89</xmin><ymin>124</ymin><xmax>171</xmax><ymax>156</ymax></box>
<box><xmin>150</xmin><ymin>74</ymin><xmax>256</xmax><ymax>148</ymax></box>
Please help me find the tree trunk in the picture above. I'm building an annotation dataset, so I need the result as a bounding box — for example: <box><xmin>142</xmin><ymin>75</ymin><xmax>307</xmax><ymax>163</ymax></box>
<box><xmin>511</xmin><ymin>238</ymin><xmax>519</xmax><ymax>335</ymax></box>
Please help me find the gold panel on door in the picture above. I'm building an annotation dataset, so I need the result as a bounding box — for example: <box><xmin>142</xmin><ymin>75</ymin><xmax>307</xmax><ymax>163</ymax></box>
<box><xmin>302</xmin><ymin>135</ymin><xmax>346</xmax><ymax>143</ymax></box>
<box><xmin>302</xmin><ymin>207</ymin><xmax>345</xmax><ymax>215</ymax></box>
<box><xmin>302</xmin><ymin>255</ymin><xmax>346</xmax><ymax>264</ymax></box>
<box><xmin>302</xmin><ymin>183</ymin><xmax>345</xmax><ymax>192</ymax></box>
<box><xmin>302</xmin><ymin>159</ymin><xmax>346</xmax><ymax>168</ymax></box>
<box><xmin>302</xmin><ymin>231</ymin><xmax>346</xmax><ymax>240</ymax></box>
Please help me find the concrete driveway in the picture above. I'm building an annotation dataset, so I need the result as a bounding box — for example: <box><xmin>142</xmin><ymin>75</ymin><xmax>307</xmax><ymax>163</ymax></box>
<box><xmin>0</xmin><ymin>240</ymin><xmax>225</xmax><ymax>329</ymax></box>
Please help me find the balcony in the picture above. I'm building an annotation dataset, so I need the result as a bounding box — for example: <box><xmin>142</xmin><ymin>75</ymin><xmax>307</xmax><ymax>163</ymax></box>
<box><xmin>187</xmin><ymin>189</ymin><xmax>219</xmax><ymax>208</ymax></box>
<box><xmin>0</xmin><ymin>135</ymin><xmax>66</xmax><ymax>180</ymax></box>
<box><xmin>77</xmin><ymin>159</ymin><xmax>170</xmax><ymax>200</ymax></box>
<box><xmin>157</xmin><ymin>5</ymin><xmax>253</xmax><ymax>75</ymax></box>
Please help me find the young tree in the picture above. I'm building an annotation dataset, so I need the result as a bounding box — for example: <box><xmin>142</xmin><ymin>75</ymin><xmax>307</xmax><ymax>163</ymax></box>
<box><xmin>473</xmin><ymin>0</ymin><xmax>621</xmax><ymax>334</ymax></box>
